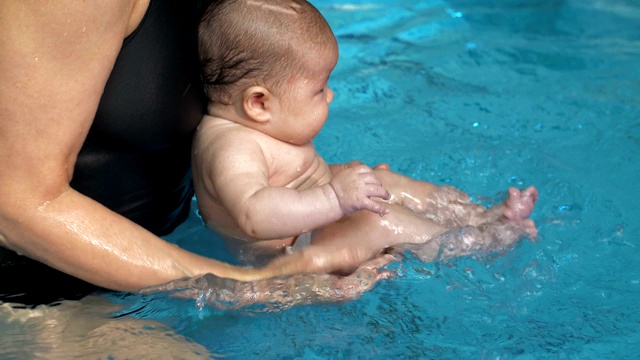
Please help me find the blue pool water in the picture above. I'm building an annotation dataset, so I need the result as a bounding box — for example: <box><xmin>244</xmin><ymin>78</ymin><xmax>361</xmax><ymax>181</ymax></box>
<box><xmin>148</xmin><ymin>1</ymin><xmax>640</xmax><ymax>358</ymax></box>
<box><xmin>131</xmin><ymin>0</ymin><xmax>640</xmax><ymax>359</ymax></box>
<box><xmin>3</xmin><ymin>0</ymin><xmax>638</xmax><ymax>359</ymax></box>
<box><xmin>139</xmin><ymin>0</ymin><xmax>640</xmax><ymax>358</ymax></box>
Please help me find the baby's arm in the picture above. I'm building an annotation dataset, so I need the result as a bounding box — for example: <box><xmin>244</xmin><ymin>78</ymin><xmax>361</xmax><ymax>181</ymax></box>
<box><xmin>196</xmin><ymin>131</ymin><xmax>389</xmax><ymax>240</ymax></box>
<box><xmin>328</xmin><ymin>163</ymin><xmax>391</xmax><ymax>216</ymax></box>
<box><xmin>331</xmin><ymin>164</ymin><xmax>456</xmax><ymax>216</ymax></box>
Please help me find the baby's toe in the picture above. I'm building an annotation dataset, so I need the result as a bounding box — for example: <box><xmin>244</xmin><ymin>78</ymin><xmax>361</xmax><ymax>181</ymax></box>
<box><xmin>523</xmin><ymin>186</ymin><xmax>539</xmax><ymax>203</ymax></box>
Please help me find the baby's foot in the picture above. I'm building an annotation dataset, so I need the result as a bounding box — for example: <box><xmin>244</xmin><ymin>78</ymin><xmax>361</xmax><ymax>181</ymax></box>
<box><xmin>503</xmin><ymin>186</ymin><xmax>538</xmax><ymax>237</ymax></box>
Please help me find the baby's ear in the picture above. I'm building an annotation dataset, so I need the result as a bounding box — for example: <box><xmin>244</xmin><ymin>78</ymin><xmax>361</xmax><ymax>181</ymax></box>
<box><xmin>243</xmin><ymin>86</ymin><xmax>274</xmax><ymax>123</ymax></box>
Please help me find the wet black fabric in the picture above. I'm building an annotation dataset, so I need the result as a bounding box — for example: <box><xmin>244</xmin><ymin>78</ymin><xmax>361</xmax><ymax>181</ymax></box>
<box><xmin>1</xmin><ymin>0</ymin><xmax>213</xmax><ymax>306</ymax></box>
<box><xmin>73</xmin><ymin>0</ymin><xmax>206</xmax><ymax>235</ymax></box>
<box><xmin>0</xmin><ymin>258</ymin><xmax>104</xmax><ymax>308</ymax></box>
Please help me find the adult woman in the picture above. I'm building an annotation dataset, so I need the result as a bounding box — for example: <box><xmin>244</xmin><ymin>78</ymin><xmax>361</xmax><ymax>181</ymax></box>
<box><xmin>0</xmin><ymin>0</ymin><xmax>373</xmax><ymax>306</ymax></box>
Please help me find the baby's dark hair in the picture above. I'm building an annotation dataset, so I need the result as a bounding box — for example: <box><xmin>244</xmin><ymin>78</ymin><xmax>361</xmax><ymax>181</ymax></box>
<box><xmin>199</xmin><ymin>0</ymin><xmax>335</xmax><ymax>105</ymax></box>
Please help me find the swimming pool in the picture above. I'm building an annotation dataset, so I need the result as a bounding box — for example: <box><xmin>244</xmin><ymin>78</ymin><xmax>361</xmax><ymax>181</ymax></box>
<box><xmin>2</xmin><ymin>0</ymin><xmax>639</xmax><ymax>358</ymax></box>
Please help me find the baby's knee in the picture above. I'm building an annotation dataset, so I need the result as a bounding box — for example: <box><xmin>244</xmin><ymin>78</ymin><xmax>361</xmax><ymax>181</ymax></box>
<box><xmin>353</xmin><ymin>208</ymin><xmax>389</xmax><ymax>225</ymax></box>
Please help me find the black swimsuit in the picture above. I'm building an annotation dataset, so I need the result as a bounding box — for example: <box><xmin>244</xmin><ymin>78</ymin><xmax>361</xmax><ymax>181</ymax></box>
<box><xmin>0</xmin><ymin>0</ymin><xmax>211</xmax><ymax>306</ymax></box>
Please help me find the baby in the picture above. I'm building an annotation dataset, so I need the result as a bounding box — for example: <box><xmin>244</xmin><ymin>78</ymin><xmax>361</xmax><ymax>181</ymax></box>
<box><xmin>193</xmin><ymin>0</ymin><xmax>538</xmax><ymax>276</ymax></box>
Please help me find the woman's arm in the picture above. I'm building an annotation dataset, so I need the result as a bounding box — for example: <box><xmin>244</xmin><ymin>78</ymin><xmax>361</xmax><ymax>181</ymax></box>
<box><xmin>0</xmin><ymin>0</ymin><xmax>256</xmax><ymax>291</ymax></box>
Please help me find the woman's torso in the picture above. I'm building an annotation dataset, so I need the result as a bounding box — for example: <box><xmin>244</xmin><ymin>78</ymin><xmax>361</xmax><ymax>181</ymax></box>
<box><xmin>0</xmin><ymin>0</ymin><xmax>211</xmax><ymax>306</ymax></box>
<box><xmin>71</xmin><ymin>0</ymin><xmax>208</xmax><ymax>235</ymax></box>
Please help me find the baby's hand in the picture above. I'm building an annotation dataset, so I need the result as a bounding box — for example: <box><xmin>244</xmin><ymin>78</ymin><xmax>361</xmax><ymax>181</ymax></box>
<box><xmin>328</xmin><ymin>164</ymin><xmax>390</xmax><ymax>216</ymax></box>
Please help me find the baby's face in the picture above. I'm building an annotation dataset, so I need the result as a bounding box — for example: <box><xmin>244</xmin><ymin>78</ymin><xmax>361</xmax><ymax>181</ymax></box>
<box><xmin>271</xmin><ymin>42</ymin><xmax>338</xmax><ymax>145</ymax></box>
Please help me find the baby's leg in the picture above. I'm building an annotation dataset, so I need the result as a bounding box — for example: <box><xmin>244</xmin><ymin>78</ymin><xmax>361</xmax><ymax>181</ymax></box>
<box><xmin>258</xmin><ymin>187</ymin><xmax>539</xmax><ymax>276</ymax></box>
<box><xmin>398</xmin><ymin>186</ymin><xmax>539</xmax><ymax>261</ymax></box>
<box><xmin>479</xmin><ymin>186</ymin><xmax>538</xmax><ymax>236</ymax></box>
<box><xmin>309</xmin><ymin>186</ymin><xmax>538</xmax><ymax>265</ymax></box>
<box><xmin>418</xmin><ymin>185</ymin><xmax>538</xmax><ymax>236</ymax></box>
<box><xmin>373</xmin><ymin>168</ymin><xmax>538</xmax><ymax>233</ymax></box>
<box><xmin>261</xmin><ymin>204</ymin><xmax>447</xmax><ymax>276</ymax></box>
<box><xmin>373</xmin><ymin>168</ymin><xmax>440</xmax><ymax>212</ymax></box>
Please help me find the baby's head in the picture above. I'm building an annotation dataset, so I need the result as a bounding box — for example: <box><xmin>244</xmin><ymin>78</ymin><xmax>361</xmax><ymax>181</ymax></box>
<box><xmin>199</xmin><ymin>0</ymin><xmax>337</xmax><ymax>105</ymax></box>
